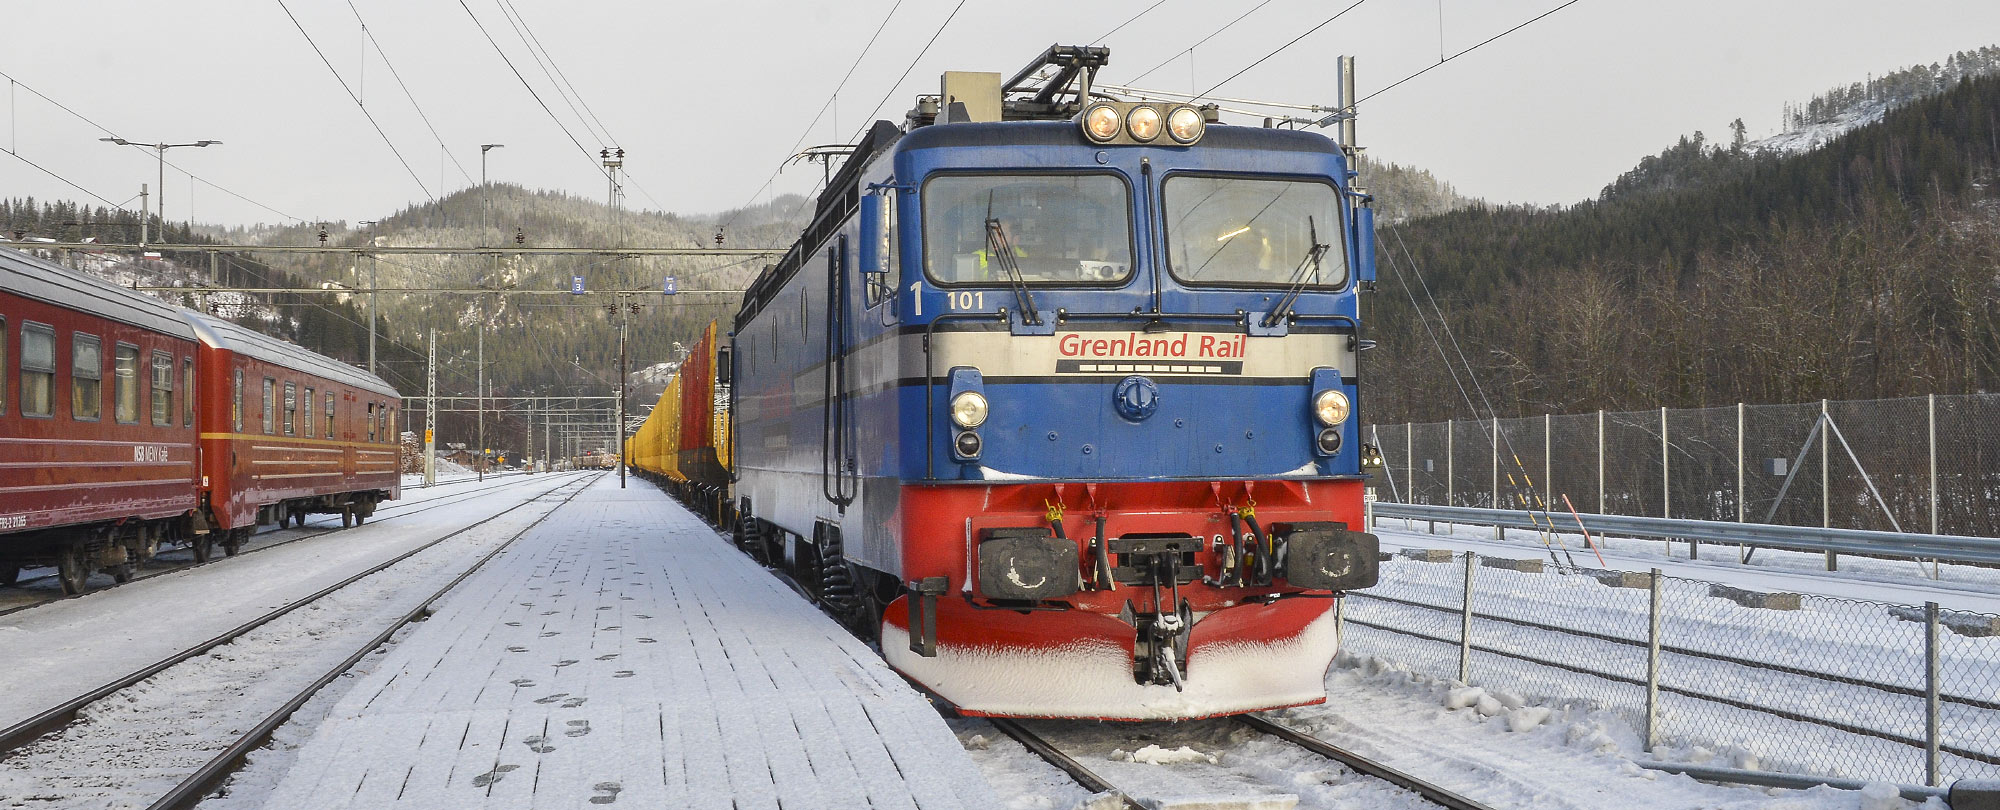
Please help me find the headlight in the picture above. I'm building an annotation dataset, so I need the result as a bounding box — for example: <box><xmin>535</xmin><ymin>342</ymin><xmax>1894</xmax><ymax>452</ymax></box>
<box><xmin>951</xmin><ymin>391</ymin><xmax>989</xmax><ymax>428</ymax></box>
<box><xmin>1167</xmin><ymin>106</ymin><xmax>1204</xmax><ymax>143</ymax></box>
<box><xmin>1313</xmin><ymin>390</ymin><xmax>1350</xmax><ymax>426</ymax></box>
<box><xmin>1083</xmin><ymin>104</ymin><xmax>1122</xmax><ymax>142</ymax></box>
<box><xmin>1127</xmin><ymin>105</ymin><xmax>1162</xmax><ymax>141</ymax></box>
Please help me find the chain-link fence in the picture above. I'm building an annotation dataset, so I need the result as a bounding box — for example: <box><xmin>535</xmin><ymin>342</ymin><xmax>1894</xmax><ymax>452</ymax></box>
<box><xmin>1367</xmin><ymin>393</ymin><xmax>2000</xmax><ymax>538</ymax></box>
<box><xmin>1339</xmin><ymin>553</ymin><xmax>2000</xmax><ymax>786</ymax></box>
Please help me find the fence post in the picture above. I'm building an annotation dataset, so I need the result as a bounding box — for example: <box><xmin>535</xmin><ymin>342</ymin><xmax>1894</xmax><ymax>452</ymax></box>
<box><xmin>1929</xmin><ymin>393</ymin><xmax>1939</xmax><ymax>537</ymax></box>
<box><xmin>1544</xmin><ymin>412</ymin><xmax>1552</xmax><ymax>507</ymax></box>
<box><xmin>1597</xmin><ymin>409</ymin><xmax>1606</xmax><ymax>515</ymax></box>
<box><xmin>1927</xmin><ymin>600</ymin><xmax>1941</xmax><ymax>787</ymax></box>
<box><xmin>1737</xmin><ymin>402</ymin><xmax>1746</xmax><ymax>562</ymax></box>
<box><xmin>1406</xmin><ymin>420</ymin><xmax>1414</xmax><ymax>504</ymax></box>
<box><xmin>1823</xmin><ymin>398</ymin><xmax>1835</xmax><ymax>571</ymax></box>
<box><xmin>1459</xmin><ymin>553</ymin><xmax>1476</xmax><ymax>685</ymax></box>
<box><xmin>1646</xmin><ymin>567</ymin><xmax>1662</xmax><ymax>753</ymax></box>
<box><xmin>1335</xmin><ymin>596</ymin><xmax>1346</xmax><ymax>655</ymax></box>
<box><xmin>1492</xmin><ymin>416</ymin><xmax>1500</xmax><ymax>510</ymax></box>
<box><xmin>1446</xmin><ymin>419</ymin><xmax>1455</xmax><ymax>526</ymax></box>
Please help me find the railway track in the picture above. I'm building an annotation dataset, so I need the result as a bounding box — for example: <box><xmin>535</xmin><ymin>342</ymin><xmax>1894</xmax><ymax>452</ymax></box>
<box><xmin>987</xmin><ymin>714</ymin><xmax>1501</xmax><ymax>810</ymax></box>
<box><xmin>0</xmin><ymin>473</ymin><xmax>598</xmax><ymax>808</ymax></box>
<box><xmin>0</xmin><ymin>472</ymin><xmax>576</xmax><ymax>617</ymax></box>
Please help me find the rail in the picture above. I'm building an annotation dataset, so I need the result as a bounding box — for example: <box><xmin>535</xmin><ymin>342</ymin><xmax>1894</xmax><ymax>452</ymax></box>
<box><xmin>1371</xmin><ymin>502</ymin><xmax>2000</xmax><ymax>565</ymax></box>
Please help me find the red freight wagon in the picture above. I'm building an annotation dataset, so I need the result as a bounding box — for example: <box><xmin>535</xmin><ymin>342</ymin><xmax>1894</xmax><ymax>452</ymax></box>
<box><xmin>0</xmin><ymin>248</ymin><xmax>202</xmax><ymax>593</ymax></box>
<box><xmin>184</xmin><ymin>312</ymin><xmax>401</xmax><ymax>556</ymax></box>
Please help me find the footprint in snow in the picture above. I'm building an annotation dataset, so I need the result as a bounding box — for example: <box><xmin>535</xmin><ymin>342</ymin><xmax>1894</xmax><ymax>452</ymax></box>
<box><xmin>619</xmin><ymin>596</ymin><xmax>635</xmax><ymax>601</ymax></box>
<box><xmin>471</xmin><ymin>764</ymin><xmax>518</xmax><ymax>787</ymax></box>
<box><xmin>505</xmin><ymin>621</ymin><xmax>521</xmax><ymax>627</ymax></box>
<box><xmin>636</xmin><ymin>638</ymin><xmax>656</xmax><ymax>644</ymax></box>
<box><xmin>541</xmin><ymin>611</ymin><xmax>559</xmax><ymax>616</ymax></box>
<box><xmin>510</xmin><ymin>678</ymin><xmax>536</xmax><ymax>688</ymax></box>
<box><xmin>595</xmin><ymin>653</ymin><xmax>619</xmax><ymax>661</ymax></box>
<box><xmin>518</xmin><ymin>602</ymin><xmax>535</xmax><ymax>607</ymax></box>
<box><xmin>613</xmin><ymin>671</ymin><xmax>635</xmax><ymax>679</ymax></box>
<box><xmin>534</xmin><ymin>693</ymin><xmax>570</xmax><ymax>704</ymax></box>
<box><xmin>599</xmin><ymin>626</ymin><xmax>620</xmax><ymax>631</ymax></box>
<box><xmin>565</xmin><ymin>720</ymin><xmax>591</xmax><ymax>738</ymax></box>
<box><xmin>590</xmin><ymin>782</ymin><xmax>623</xmax><ymax>804</ymax></box>
<box><xmin>633</xmin><ymin>615</ymin><xmax>652</xmax><ymax>620</ymax></box>
<box><xmin>507</xmin><ymin>646</ymin><xmax>529</xmax><ymax>653</ymax></box>
<box><xmin>523</xmin><ymin>736</ymin><xmax>555</xmax><ymax>753</ymax></box>
<box><xmin>555</xmin><ymin>659</ymin><xmax>579</xmax><ymax>667</ymax></box>
<box><xmin>596</xmin><ymin>606</ymin><xmax>613</xmax><ymax>611</ymax></box>
<box><xmin>562</xmin><ymin>697</ymin><xmax>587</xmax><ymax>708</ymax></box>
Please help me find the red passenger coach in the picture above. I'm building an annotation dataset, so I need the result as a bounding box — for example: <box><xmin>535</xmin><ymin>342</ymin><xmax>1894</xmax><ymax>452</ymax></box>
<box><xmin>0</xmin><ymin>248</ymin><xmax>202</xmax><ymax>593</ymax></box>
<box><xmin>184</xmin><ymin>313</ymin><xmax>400</xmax><ymax>554</ymax></box>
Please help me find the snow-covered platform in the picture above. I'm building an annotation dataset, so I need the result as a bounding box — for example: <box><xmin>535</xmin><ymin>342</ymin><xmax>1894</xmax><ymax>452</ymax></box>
<box><xmin>250</xmin><ymin>477</ymin><xmax>994</xmax><ymax>809</ymax></box>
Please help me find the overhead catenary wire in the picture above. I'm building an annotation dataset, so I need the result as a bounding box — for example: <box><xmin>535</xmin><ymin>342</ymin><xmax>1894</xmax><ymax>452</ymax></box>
<box><xmin>723</xmin><ymin>0</ymin><xmax>908</xmax><ymax>230</ymax></box>
<box><xmin>273</xmin><ymin>0</ymin><xmax>437</xmax><ymax>204</ymax></box>
<box><xmin>0</xmin><ymin>68</ymin><xmax>302</xmax><ymax>223</ymax></box>
<box><xmin>455</xmin><ymin>0</ymin><xmax>610</xmax><ymax>183</ymax></box>
<box><xmin>1189</xmin><ymin>0</ymin><xmax>1371</xmax><ymax>103</ymax></box>
<box><xmin>345</xmin><ymin>1</ymin><xmax>476</xmax><ymax>187</ymax></box>
<box><xmin>495</xmin><ymin>0</ymin><xmax>610</xmax><ymax>148</ymax></box>
<box><xmin>1357</xmin><ymin>0</ymin><xmax>1586</xmax><ymax>105</ymax></box>
<box><xmin>1090</xmin><ymin>0</ymin><xmax>1171</xmax><ymax>45</ymax></box>
<box><xmin>1124</xmin><ymin>0</ymin><xmax>1279</xmax><ymax>85</ymax></box>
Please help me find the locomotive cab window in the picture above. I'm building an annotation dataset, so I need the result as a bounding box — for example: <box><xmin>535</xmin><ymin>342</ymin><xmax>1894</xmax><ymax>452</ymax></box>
<box><xmin>72</xmin><ymin>333</ymin><xmax>102</xmax><ymax>421</ymax></box>
<box><xmin>151</xmin><ymin>351</ymin><xmax>174</xmax><ymax>426</ymax></box>
<box><xmin>114</xmin><ymin>344</ymin><xmax>140</xmax><ymax>424</ymax></box>
<box><xmin>21</xmin><ymin>323</ymin><xmax>53</xmax><ymax>418</ymax></box>
<box><xmin>923</xmin><ymin>173</ymin><xmax>1133</xmax><ymax>286</ymax></box>
<box><xmin>283</xmin><ymin>382</ymin><xmax>298</xmax><ymax>435</ymax></box>
<box><xmin>1162</xmin><ymin>175</ymin><xmax>1348</xmax><ymax>288</ymax></box>
<box><xmin>262</xmin><ymin>377</ymin><xmax>275</xmax><ymax>434</ymax></box>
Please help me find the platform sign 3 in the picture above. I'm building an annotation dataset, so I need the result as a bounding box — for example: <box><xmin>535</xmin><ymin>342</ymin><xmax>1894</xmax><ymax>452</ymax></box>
<box><xmin>662</xmin><ymin>276</ymin><xmax>678</xmax><ymax>295</ymax></box>
<box><xmin>570</xmin><ymin>275</ymin><xmax>586</xmax><ymax>295</ymax></box>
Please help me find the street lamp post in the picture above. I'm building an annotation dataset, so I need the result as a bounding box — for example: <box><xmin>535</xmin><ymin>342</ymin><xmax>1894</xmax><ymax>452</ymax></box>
<box><xmin>480</xmin><ymin>144</ymin><xmax>504</xmax><ymax>228</ymax></box>
<box><xmin>359</xmin><ymin>220</ymin><xmax>379</xmax><ymax>375</ymax></box>
<box><xmin>100</xmin><ymin>137</ymin><xmax>221</xmax><ymax>243</ymax></box>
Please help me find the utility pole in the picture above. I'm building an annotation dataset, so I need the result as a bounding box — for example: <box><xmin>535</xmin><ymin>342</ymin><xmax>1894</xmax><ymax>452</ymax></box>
<box><xmin>481</xmin><ymin>144</ymin><xmax>504</xmax><ymax>230</ymax></box>
<box><xmin>139</xmin><ymin>185</ymin><xmax>149</xmax><ymax>244</ymax></box>
<box><xmin>617</xmin><ymin>294</ymin><xmax>629</xmax><ymax>488</ymax></box>
<box><xmin>543</xmin><ymin>395</ymin><xmax>553</xmax><ymax>474</ymax></box>
<box><xmin>360</xmin><ymin>221</ymin><xmax>378</xmax><ymax>375</ymax></box>
<box><xmin>476</xmin><ymin>317</ymin><xmax>485</xmax><ymax>483</ymax></box>
<box><xmin>424</xmin><ymin>329</ymin><xmax>437</xmax><ymax>487</ymax></box>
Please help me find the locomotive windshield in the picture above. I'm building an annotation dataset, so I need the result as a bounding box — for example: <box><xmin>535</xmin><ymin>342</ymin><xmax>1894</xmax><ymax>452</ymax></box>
<box><xmin>923</xmin><ymin>174</ymin><xmax>1133</xmax><ymax>285</ymax></box>
<box><xmin>1163</xmin><ymin>176</ymin><xmax>1348</xmax><ymax>288</ymax></box>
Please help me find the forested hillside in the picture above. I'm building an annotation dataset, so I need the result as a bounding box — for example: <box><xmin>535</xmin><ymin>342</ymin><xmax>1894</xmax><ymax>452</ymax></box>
<box><xmin>1368</xmin><ymin>71</ymin><xmax>2000</xmax><ymax>423</ymax></box>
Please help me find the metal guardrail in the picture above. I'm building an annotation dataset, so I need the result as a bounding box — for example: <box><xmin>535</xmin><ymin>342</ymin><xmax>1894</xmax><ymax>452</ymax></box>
<box><xmin>1372</xmin><ymin>502</ymin><xmax>2000</xmax><ymax>565</ymax></box>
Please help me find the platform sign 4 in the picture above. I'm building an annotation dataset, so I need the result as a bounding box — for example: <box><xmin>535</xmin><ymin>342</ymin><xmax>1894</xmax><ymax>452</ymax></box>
<box><xmin>662</xmin><ymin>276</ymin><xmax>678</xmax><ymax>295</ymax></box>
<box><xmin>571</xmin><ymin>275</ymin><xmax>586</xmax><ymax>295</ymax></box>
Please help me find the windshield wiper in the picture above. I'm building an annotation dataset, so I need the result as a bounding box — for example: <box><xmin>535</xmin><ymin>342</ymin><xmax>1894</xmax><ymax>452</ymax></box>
<box><xmin>1261</xmin><ymin>215</ymin><xmax>1329</xmax><ymax>329</ymax></box>
<box><xmin>985</xmin><ymin>193</ymin><xmax>1041</xmax><ymax>325</ymax></box>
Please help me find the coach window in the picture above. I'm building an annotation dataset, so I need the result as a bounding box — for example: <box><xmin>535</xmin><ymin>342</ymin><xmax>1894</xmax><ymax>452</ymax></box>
<box><xmin>0</xmin><ymin>318</ymin><xmax>6</xmax><ymax>415</ymax></box>
<box><xmin>262</xmin><ymin>377</ymin><xmax>275</xmax><ymax>434</ymax></box>
<box><xmin>232</xmin><ymin>369</ymin><xmax>244</xmax><ymax>431</ymax></box>
<box><xmin>283</xmin><ymin>382</ymin><xmax>298</xmax><ymax>435</ymax></box>
<box><xmin>151</xmin><ymin>351</ymin><xmax>174</xmax><ymax>426</ymax></box>
<box><xmin>366</xmin><ymin>402</ymin><xmax>376</xmax><ymax>442</ymax></box>
<box><xmin>21</xmin><ymin>323</ymin><xmax>53</xmax><ymax>418</ymax></box>
<box><xmin>72</xmin><ymin>333</ymin><xmax>102</xmax><ymax>421</ymax></box>
<box><xmin>387</xmin><ymin>407</ymin><xmax>396</xmax><ymax>442</ymax></box>
<box><xmin>324</xmin><ymin>392</ymin><xmax>335</xmax><ymax>438</ymax></box>
<box><xmin>303</xmin><ymin>387</ymin><xmax>315</xmax><ymax>437</ymax></box>
<box><xmin>183</xmin><ymin>358</ymin><xmax>194</xmax><ymax>427</ymax></box>
<box><xmin>114</xmin><ymin>344</ymin><xmax>140</xmax><ymax>424</ymax></box>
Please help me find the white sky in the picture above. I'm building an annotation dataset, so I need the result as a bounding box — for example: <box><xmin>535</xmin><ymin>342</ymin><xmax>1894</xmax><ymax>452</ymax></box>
<box><xmin>2</xmin><ymin>0</ymin><xmax>1995</xmax><ymax>229</ymax></box>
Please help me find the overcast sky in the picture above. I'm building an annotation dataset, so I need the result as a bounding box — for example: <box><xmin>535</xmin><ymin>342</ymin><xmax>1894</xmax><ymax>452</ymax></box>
<box><xmin>4</xmin><ymin>0</ymin><xmax>1996</xmax><ymax>230</ymax></box>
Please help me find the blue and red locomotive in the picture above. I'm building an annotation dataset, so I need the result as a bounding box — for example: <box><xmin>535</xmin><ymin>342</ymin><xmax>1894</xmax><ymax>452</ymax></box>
<box><xmin>663</xmin><ymin>46</ymin><xmax>1382</xmax><ymax>720</ymax></box>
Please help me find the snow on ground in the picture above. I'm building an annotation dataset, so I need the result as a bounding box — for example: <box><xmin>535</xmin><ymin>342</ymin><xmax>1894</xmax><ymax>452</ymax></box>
<box><xmin>0</xmin><ymin>476</ymin><xmax>594</xmax><ymax>809</ymax></box>
<box><xmin>957</xmin><ymin>652</ymin><xmax>1940</xmax><ymax>809</ymax></box>
<box><xmin>204</xmin><ymin>476</ymin><xmax>993</xmax><ymax>809</ymax></box>
<box><xmin>0</xmin><ymin>472</ymin><xmax>589</xmax><ymax>734</ymax></box>
<box><xmin>1370</xmin><ymin>516</ymin><xmax>2000</xmax><ymax>615</ymax></box>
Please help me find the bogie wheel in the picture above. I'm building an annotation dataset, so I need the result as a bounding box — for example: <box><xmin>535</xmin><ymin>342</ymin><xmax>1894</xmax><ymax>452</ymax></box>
<box><xmin>354</xmin><ymin>506</ymin><xmax>367</xmax><ymax>526</ymax></box>
<box><xmin>56</xmin><ymin>545</ymin><xmax>90</xmax><ymax>595</ymax></box>
<box><xmin>222</xmin><ymin>529</ymin><xmax>246</xmax><ymax>557</ymax></box>
<box><xmin>0</xmin><ymin>564</ymin><xmax>19</xmax><ymax>587</ymax></box>
<box><xmin>191</xmin><ymin>535</ymin><xmax>213</xmax><ymax>563</ymax></box>
<box><xmin>342</xmin><ymin>507</ymin><xmax>354</xmax><ymax>528</ymax></box>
